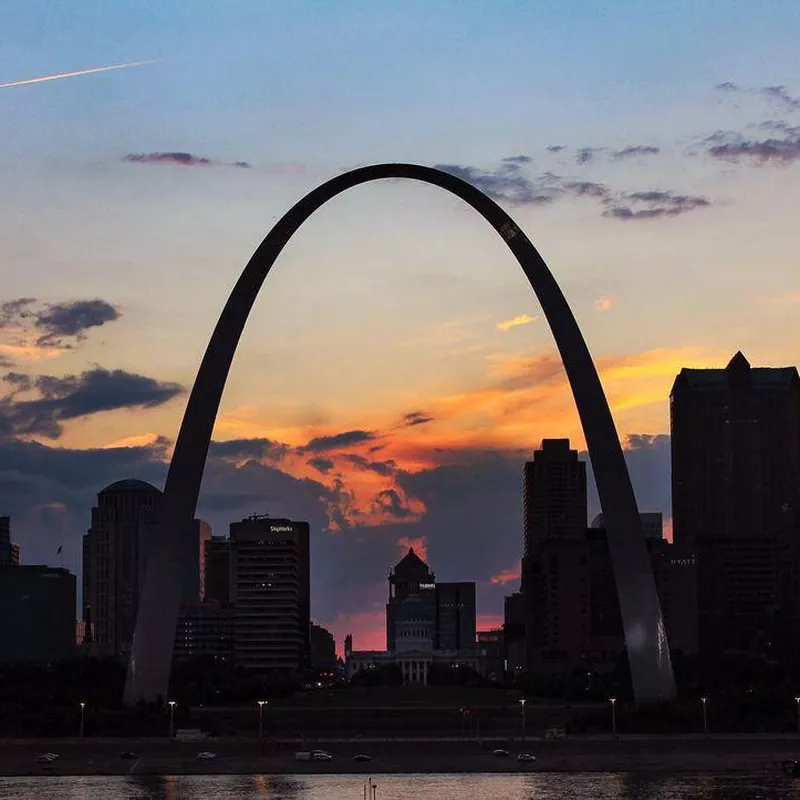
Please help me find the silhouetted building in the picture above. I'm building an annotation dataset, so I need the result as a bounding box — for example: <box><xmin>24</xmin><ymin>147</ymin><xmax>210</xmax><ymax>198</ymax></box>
<box><xmin>523</xmin><ymin>439</ymin><xmax>587</xmax><ymax>551</ymax></box>
<box><xmin>523</xmin><ymin>439</ymin><xmax>696</xmax><ymax>674</ymax></box>
<box><xmin>0</xmin><ymin>566</ymin><xmax>76</xmax><ymax>662</ymax></box>
<box><xmin>348</xmin><ymin>549</ymin><xmax>480</xmax><ymax>684</ymax></box>
<box><xmin>204</xmin><ymin>535</ymin><xmax>231</xmax><ymax>606</ymax></box>
<box><xmin>503</xmin><ymin>591</ymin><xmax>526</xmax><ymax>674</ymax></box>
<box><xmin>671</xmin><ymin>352</ymin><xmax>800</xmax><ymax>660</ymax></box>
<box><xmin>477</xmin><ymin>628</ymin><xmax>504</xmax><ymax>680</ymax></box>
<box><xmin>310</xmin><ymin>622</ymin><xmax>336</xmax><ymax>672</ymax></box>
<box><xmin>82</xmin><ymin>479</ymin><xmax>161</xmax><ymax>657</ymax></box>
<box><xmin>229</xmin><ymin>515</ymin><xmax>310</xmax><ymax>675</ymax></box>
<box><xmin>386</xmin><ymin>547</ymin><xmax>436</xmax><ymax>654</ymax></box>
<box><xmin>521</xmin><ymin>440</ymin><xmax>589</xmax><ymax>672</ymax></box>
<box><xmin>435</xmin><ymin>582</ymin><xmax>476</xmax><ymax>651</ymax></box>
<box><xmin>173</xmin><ymin>599</ymin><xmax>234</xmax><ymax>665</ymax></box>
<box><xmin>0</xmin><ymin>516</ymin><xmax>18</xmax><ymax>566</ymax></box>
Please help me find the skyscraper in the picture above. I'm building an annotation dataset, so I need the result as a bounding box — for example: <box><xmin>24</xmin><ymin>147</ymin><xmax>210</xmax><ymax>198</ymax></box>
<box><xmin>83</xmin><ymin>480</ymin><xmax>161</xmax><ymax>657</ymax></box>
<box><xmin>229</xmin><ymin>515</ymin><xmax>310</xmax><ymax>675</ymax></box>
<box><xmin>671</xmin><ymin>352</ymin><xmax>800</xmax><ymax>660</ymax></box>
<box><xmin>521</xmin><ymin>439</ymin><xmax>590</xmax><ymax>672</ymax></box>
<box><xmin>523</xmin><ymin>439</ymin><xmax>587</xmax><ymax>551</ymax></box>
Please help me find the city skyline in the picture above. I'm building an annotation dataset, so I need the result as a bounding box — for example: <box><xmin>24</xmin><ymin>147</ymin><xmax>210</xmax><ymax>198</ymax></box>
<box><xmin>2</xmin><ymin>1</ymin><xmax>800</xmax><ymax>652</ymax></box>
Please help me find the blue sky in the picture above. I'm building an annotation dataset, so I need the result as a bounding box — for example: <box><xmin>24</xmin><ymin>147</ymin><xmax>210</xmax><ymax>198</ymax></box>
<box><xmin>2</xmin><ymin>1</ymin><xmax>800</xmax><ymax>647</ymax></box>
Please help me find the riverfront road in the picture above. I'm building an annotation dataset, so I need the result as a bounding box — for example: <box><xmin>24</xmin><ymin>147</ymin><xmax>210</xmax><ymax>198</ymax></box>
<box><xmin>2</xmin><ymin>735</ymin><xmax>800</xmax><ymax>777</ymax></box>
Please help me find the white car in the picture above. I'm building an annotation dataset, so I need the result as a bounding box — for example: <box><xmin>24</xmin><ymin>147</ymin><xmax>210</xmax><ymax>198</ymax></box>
<box><xmin>312</xmin><ymin>750</ymin><xmax>333</xmax><ymax>761</ymax></box>
<box><xmin>493</xmin><ymin>749</ymin><xmax>510</xmax><ymax>757</ymax></box>
<box><xmin>197</xmin><ymin>751</ymin><xmax>217</xmax><ymax>761</ymax></box>
<box><xmin>36</xmin><ymin>753</ymin><xmax>59</xmax><ymax>763</ymax></box>
<box><xmin>517</xmin><ymin>753</ymin><xmax>536</xmax><ymax>762</ymax></box>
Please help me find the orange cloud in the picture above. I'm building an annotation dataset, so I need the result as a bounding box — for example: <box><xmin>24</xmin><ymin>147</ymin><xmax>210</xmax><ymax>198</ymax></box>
<box><xmin>490</xmin><ymin>565</ymin><xmax>520</xmax><ymax>585</ymax></box>
<box><xmin>594</xmin><ymin>295</ymin><xmax>616</xmax><ymax>311</ymax></box>
<box><xmin>496</xmin><ymin>313</ymin><xmax>537</xmax><ymax>332</ymax></box>
<box><xmin>193</xmin><ymin>346</ymin><xmax>718</xmax><ymax>531</ymax></box>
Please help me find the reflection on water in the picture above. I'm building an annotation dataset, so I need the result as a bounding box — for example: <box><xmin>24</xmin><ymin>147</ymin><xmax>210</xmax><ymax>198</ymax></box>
<box><xmin>3</xmin><ymin>773</ymin><xmax>800</xmax><ymax>800</ymax></box>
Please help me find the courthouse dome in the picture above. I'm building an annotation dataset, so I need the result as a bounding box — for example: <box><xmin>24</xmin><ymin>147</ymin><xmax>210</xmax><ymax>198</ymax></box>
<box><xmin>99</xmin><ymin>479</ymin><xmax>161</xmax><ymax>494</ymax></box>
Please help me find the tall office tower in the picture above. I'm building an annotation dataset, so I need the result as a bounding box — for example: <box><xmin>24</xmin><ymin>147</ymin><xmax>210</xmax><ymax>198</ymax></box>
<box><xmin>0</xmin><ymin>516</ymin><xmax>10</xmax><ymax>566</ymax></box>
<box><xmin>0</xmin><ymin>566</ymin><xmax>77</xmax><ymax>662</ymax></box>
<box><xmin>521</xmin><ymin>439</ymin><xmax>590</xmax><ymax>672</ymax></box>
<box><xmin>204</xmin><ymin>535</ymin><xmax>232</xmax><ymax>606</ymax></box>
<box><xmin>671</xmin><ymin>352</ymin><xmax>800</xmax><ymax>660</ymax></box>
<box><xmin>435</xmin><ymin>582</ymin><xmax>476</xmax><ymax>651</ymax></box>
<box><xmin>229</xmin><ymin>515</ymin><xmax>310</xmax><ymax>675</ymax></box>
<box><xmin>523</xmin><ymin>439</ymin><xmax>587</xmax><ymax>553</ymax></box>
<box><xmin>83</xmin><ymin>480</ymin><xmax>161</xmax><ymax>657</ymax></box>
<box><xmin>386</xmin><ymin>548</ymin><xmax>437</xmax><ymax>654</ymax></box>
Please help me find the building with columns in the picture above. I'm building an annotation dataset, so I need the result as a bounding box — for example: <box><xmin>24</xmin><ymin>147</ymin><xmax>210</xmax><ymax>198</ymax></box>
<box><xmin>345</xmin><ymin>548</ymin><xmax>479</xmax><ymax>684</ymax></box>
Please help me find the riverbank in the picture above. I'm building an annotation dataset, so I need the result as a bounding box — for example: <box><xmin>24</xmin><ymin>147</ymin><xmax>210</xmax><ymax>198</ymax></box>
<box><xmin>2</xmin><ymin>735</ymin><xmax>800</xmax><ymax>777</ymax></box>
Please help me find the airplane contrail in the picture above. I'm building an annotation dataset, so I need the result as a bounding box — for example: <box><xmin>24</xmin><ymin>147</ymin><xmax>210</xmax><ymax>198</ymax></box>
<box><xmin>0</xmin><ymin>59</ymin><xmax>159</xmax><ymax>89</ymax></box>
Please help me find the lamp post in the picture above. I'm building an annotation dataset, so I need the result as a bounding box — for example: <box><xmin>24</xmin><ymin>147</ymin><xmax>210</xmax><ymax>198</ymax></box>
<box><xmin>79</xmin><ymin>702</ymin><xmax>85</xmax><ymax>738</ymax></box>
<box><xmin>610</xmin><ymin>697</ymin><xmax>617</xmax><ymax>739</ymax></box>
<box><xmin>168</xmin><ymin>700</ymin><xmax>177</xmax><ymax>738</ymax></box>
<box><xmin>794</xmin><ymin>697</ymin><xmax>800</xmax><ymax>735</ymax></box>
<box><xmin>258</xmin><ymin>700</ymin><xmax>267</xmax><ymax>752</ymax></box>
<box><xmin>519</xmin><ymin>698</ymin><xmax>526</xmax><ymax>742</ymax></box>
<box><xmin>701</xmin><ymin>696</ymin><xmax>708</xmax><ymax>737</ymax></box>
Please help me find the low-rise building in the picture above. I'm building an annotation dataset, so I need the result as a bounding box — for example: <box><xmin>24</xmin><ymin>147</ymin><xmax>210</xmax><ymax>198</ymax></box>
<box><xmin>0</xmin><ymin>565</ymin><xmax>77</xmax><ymax>662</ymax></box>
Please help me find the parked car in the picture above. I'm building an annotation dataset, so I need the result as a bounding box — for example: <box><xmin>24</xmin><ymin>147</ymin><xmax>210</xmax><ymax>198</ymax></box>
<box><xmin>36</xmin><ymin>753</ymin><xmax>59</xmax><ymax>763</ymax></box>
<box><xmin>517</xmin><ymin>753</ymin><xmax>536</xmax><ymax>762</ymax></box>
<box><xmin>312</xmin><ymin>750</ymin><xmax>333</xmax><ymax>761</ymax></box>
<box><xmin>353</xmin><ymin>754</ymin><xmax>372</xmax><ymax>762</ymax></box>
<box><xmin>493</xmin><ymin>749</ymin><xmax>510</xmax><ymax>757</ymax></box>
<box><xmin>197</xmin><ymin>751</ymin><xmax>217</xmax><ymax>761</ymax></box>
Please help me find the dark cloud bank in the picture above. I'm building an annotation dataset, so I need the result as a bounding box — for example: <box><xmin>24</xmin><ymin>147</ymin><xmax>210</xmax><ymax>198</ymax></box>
<box><xmin>435</xmin><ymin>160</ymin><xmax>711</xmax><ymax>222</ymax></box>
<box><xmin>1</xmin><ymin>367</ymin><xmax>184</xmax><ymax>439</ymax></box>
<box><xmin>1</xmin><ymin>415</ymin><xmax>672</xmax><ymax>632</ymax></box>
<box><xmin>1</xmin><ymin>297</ymin><xmax>120</xmax><ymax>353</ymax></box>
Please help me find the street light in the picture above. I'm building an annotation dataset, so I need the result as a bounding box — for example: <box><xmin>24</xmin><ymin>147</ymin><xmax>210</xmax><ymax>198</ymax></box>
<box><xmin>519</xmin><ymin>698</ymin><xmax>526</xmax><ymax>742</ymax></box>
<box><xmin>79</xmin><ymin>702</ymin><xmax>85</xmax><ymax>738</ymax></box>
<box><xmin>701</xmin><ymin>696</ymin><xmax>708</xmax><ymax>737</ymax></box>
<box><xmin>610</xmin><ymin>697</ymin><xmax>617</xmax><ymax>738</ymax></box>
<box><xmin>168</xmin><ymin>700</ymin><xmax>177</xmax><ymax>738</ymax></box>
<box><xmin>257</xmin><ymin>700</ymin><xmax>267</xmax><ymax>752</ymax></box>
<box><xmin>794</xmin><ymin>697</ymin><xmax>800</xmax><ymax>735</ymax></box>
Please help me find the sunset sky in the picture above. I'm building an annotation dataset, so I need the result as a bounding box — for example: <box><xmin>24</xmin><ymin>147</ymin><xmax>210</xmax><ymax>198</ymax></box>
<box><xmin>2</xmin><ymin>1</ymin><xmax>800</xmax><ymax>652</ymax></box>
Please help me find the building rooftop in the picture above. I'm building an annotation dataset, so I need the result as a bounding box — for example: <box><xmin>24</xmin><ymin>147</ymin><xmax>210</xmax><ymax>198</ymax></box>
<box><xmin>392</xmin><ymin>547</ymin><xmax>432</xmax><ymax>578</ymax></box>
<box><xmin>99</xmin><ymin>479</ymin><xmax>161</xmax><ymax>494</ymax></box>
<box><xmin>673</xmin><ymin>351</ymin><xmax>799</xmax><ymax>392</ymax></box>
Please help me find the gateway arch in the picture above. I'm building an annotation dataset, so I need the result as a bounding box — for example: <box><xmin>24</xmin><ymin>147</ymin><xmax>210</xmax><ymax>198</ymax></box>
<box><xmin>125</xmin><ymin>163</ymin><xmax>676</xmax><ymax>706</ymax></box>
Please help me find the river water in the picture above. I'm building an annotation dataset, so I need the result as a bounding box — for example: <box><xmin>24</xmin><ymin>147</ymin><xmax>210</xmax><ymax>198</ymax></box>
<box><xmin>1</xmin><ymin>773</ymin><xmax>800</xmax><ymax>799</ymax></box>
